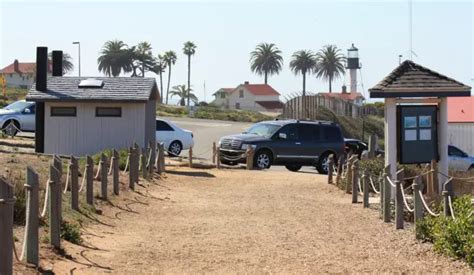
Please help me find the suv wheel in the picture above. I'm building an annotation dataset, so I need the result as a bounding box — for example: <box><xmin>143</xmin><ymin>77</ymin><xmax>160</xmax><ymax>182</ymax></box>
<box><xmin>316</xmin><ymin>152</ymin><xmax>333</xmax><ymax>175</ymax></box>
<box><xmin>254</xmin><ymin>150</ymin><xmax>272</xmax><ymax>169</ymax></box>
<box><xmin>285</xmin><ymin>164</ymin><xmax>302</xmax><ymax>172</ymax></box>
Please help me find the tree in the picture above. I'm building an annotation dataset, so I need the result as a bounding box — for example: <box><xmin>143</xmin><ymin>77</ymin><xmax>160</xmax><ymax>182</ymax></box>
<box><xmin>152</xmin><ymin>54</ymin><xmax>167</xmax><ymax>103</ymax></box>
<box><xmin>183</xmin><ymin>41</ymin><xmax>197</xmax><ymax>107</ymax></box>
<box><xmin>289</xmin><ymin>50</ymin><xmax>317</xmax><ymax>96</ymax></box>
<box><xmin>250</xmin><ymin>43</ymin><xmax>283</xmax><ymax>84</ymax></box>
<box><xmin>48</xmin><ymin>52</ymin><xmax>74</xmax><ymax>75</ymax></box>
<box><xmin>315</xmin><ymin>45</ymin><xmax>346</xmax><ymax>93</ymax></box>
<box><xmin>130</xmin><ymin>42</ymin><xmax>156</xmax><ymax>77</ymax></box>
<box><xmin>163</xmin><ymin>51</ymin><xmax>177</xmax><ymax>104</ymax></box>
<box><xmin>97</xmin><ymin>40</ymin><xmax>132</xmax><ymax>77</ymax></box>
<box><xmin>170</xmin><ymin>85</ymin><xmax>199</xmax><ymax>106</ymax></box>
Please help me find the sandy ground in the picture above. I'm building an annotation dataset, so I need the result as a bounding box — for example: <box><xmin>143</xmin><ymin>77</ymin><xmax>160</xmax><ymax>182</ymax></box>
<box><xmin>18</xmin><ymin>167</ymin><xmax>471</xmax><ymax>274</ymax></box>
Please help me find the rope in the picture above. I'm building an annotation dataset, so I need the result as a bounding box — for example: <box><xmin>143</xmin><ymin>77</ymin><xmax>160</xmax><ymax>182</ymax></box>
<box><xmin>40</xmin><ymin>179</ymin><xmax>50</xmax><ymax>218</ymax></box>
<box><xmin>438</xmin><ymin>171</ymin><xmax>474</xmax><ymax>182</ymax></box>
<box><xmin>402</xmin><ymin>169</ymin><xmax>434</xmax><ymax>181</ymax></box>
<box><xmin>138</xmin><ymin>155</ymin><xmax>142</xmax><ymax>171</ymax></box>
<box><xmin>146</xmin><ymin>151</ymin><xmax>153</xmax><ymax>168</ymax></box>
<box><xmin>79</xmin><ymin>166</ymin><xmax>87</xmax><ymax>192</ymax></box>
<box><xmin>386</xmin><ymin>175</ymin><xmax>397</xmax><ymax>188</ymax></box>
<box><xmin>418</xmin><ymin>190</ymin><xmax>440</xmax><ymax>217</ymax></box>
<box><xmin>108</xmin><ymin>157</ymin><xmax>114</xmax><ymax>175</ymax></box>
<box><xmin>400</xmin><ymin>184</ymin><xmax>415</xmax><ymax>212</ymax></box>
<box><xmin>122</xmin><ymin>156</ymin><xmax>130</xmax><ymax>175</ymax></box>
<box><xmin>13</xmin><ymin>184</ymin><xmax>30</xmax><ymax>262</ymax></box>
<box><xmin>63</xmin><ymin>164</ymin><xmax>71</xmax><ymax>194</ymax></box>
<box><xmin>448</xmin><ymin>195</ymin><xmax>456</xmax><ymax>219</ymax></box>
<box><xmin>369</xmin><ymin>176</ymin><xmax>380</xmax><ymax>194</ymax></box>
<box><xmin>94</xmin><ymin>162</ymin><xmax>102</xmax><ymax>180</ymax></box>
<box><xmin>357</xmin><ymin>176</ymin><xmax>363</xmax><ymax>195</ymax></box>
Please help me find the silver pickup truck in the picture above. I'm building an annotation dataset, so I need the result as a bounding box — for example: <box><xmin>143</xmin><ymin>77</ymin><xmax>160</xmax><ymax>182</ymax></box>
<box><xmin>0</xmin><ymin>100</ymin><xmax>36</xmax><ymax>135</ymax></box>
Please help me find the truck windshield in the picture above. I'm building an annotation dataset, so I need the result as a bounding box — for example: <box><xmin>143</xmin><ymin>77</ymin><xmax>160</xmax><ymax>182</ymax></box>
<box><xmin>4</xmin><ymin>101</ymin><xmax>30</xmax><ymax>111</ymax></box>
<box><xmin>245</xmin><ymin>123</ymin><xmax>280</xmax><ymax>137</ymax></box>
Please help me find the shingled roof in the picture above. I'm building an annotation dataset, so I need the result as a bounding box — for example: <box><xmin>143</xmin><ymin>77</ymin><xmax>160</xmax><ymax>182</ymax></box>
<box><xmin>370</xmin><ymin>60</ymin><xmax>471</xmax><ymax>98</ymax></box>
<box><xmin>26</xmin><ymin>77</ymin><xmax>159</xmax><ymax>102</ymax></box>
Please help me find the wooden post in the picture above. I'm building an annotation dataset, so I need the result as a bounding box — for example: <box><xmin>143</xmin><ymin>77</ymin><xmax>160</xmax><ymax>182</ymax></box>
<box><xmin>113</xmin><ymin>149</ymin><xmax>119</xmax><ymax>196</ymax></box>
<box><xmin>335</xmin><ymin>154</ymin><xmax>344</xmax><ymax>186</ymax></box>
<box><xmin>70</xmin><ymin>156</ymin><xmax>79</xmax><ymax>211</ymax></box>
<box><xmin>363</xmin><ymin>170</ymin><xmax>369</xmax><ymax>208</ymax></box>
<box><xmin>246</xmin><ymin>147</ymin><xmax>254</xmax><ymax>170</ymax></box>
<box><xmin>49</xmin><ymin>165</ymin><xmax>61</xmax><ymax>249</ymax></box>
<box><xmin>25</xmin><ymin>167</ymin><xmax>39</xmax><ymax>266</ymax></box>
<box><xmin>134</xmin><ymin>143</ymin><xmax>140</xmax><ymax>184</ymax></box>
<box><xmin>157</xmin><ymin>143</ymin><xmax>165</xmax><ymax>175</ymax></box>
<box><xmin>432</xmin><ymin>159</ymin><xmax>439</xmax><ymax>195</ymax></box>
<box><xmin>427</xmin><ymin>160</ymin><xmax>435</xmax><ymax>198</ymax></box>
<box><xmin>216</xmin><ymin>149</ymin><xmax>221</xmax><ymax>169</ymax></box>
<box><xmin>368</xmin><ymin>134</ymin><xmax>377</xmax><ymax>158</ymax></box>
<box><xmin>413</xmin><ymin>176</ymin><xmax>424</xmax><ymax>225</ymax></box>
<box><xmin>86</xmin><ymin>156</ymin><xmax>94</xmax><ymax>205</ymax></box>
<box><xmin>0</xmin><ymin>174</ymin><xmax>15</xmax><ymax>275</ymax></box>
<box><xmin>327</xmin><ymin>154</ymin><xmax>334</xmax><ymax>184</ymax></box>
<box><xmin>212</xmin><ymin>142</ymin><xmax>216</xmax><ymax>164</ymax></box>
<box><xmin>395</xmin><ymin>169</ymin><xmax>404</xmax><ymax>229</ymax></box>
<box><xmin>351</xmin><ymin>160</ymin><xmax>359</xmax><ymax>203</ymax></box>
<box><xmin>141</xmin><ymin>147</ymin><xmax>148</xmax><ymax>179</ymax></box>
<box><xmin>148</xmin><ymin>142</ymin><xmax>155</xmax><ymax>176</ymax></box>
<box><xmin>52</xmin><ymin>156</ymin><xmax>62</xmax><ymax>221</ymax></box>
<box><xmin>345</xmin><ymin>156</ymin><xmax>353</xmax><ymax>194</ymax></box>
<box><xmin>128</xmin><ymin>147</ymin><xmax>135</xmax><ymax>189</ymax></box>
<box><xmin>188</xmin><ymin>147</ymin><xmax>193</xmax><ymax>168</ymax></box>
<box><xmin>442</xmin><ymin>191</ymin><xmax>450</xmax><ymax>217</ymax></box>
<box><xmin>100</xmin><ymin>153</ymin><xmax>108</xmax><ymax>200</ymax></box>
<box><xmin>380</xmin><ymin>169</ymin><xmax>385</xmax><ymax>219</ymax></box>
<box><xmin>383</xmin><ymin>165</ymin><xmax>391</xmax><ymax>223</ymax></box>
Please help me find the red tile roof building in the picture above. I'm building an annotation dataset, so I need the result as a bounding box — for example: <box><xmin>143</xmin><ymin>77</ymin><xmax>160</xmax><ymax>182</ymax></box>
<box><xmin>0</xmin><ymin>59</ymin><xmax>52</xmax><ymax>89</ymax></box>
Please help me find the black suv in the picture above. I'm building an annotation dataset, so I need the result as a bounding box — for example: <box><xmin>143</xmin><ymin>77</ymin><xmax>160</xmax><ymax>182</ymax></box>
<box><xmin>218</xmin><ymin>120</ymin><xmax>345</xmax><ymax>173</ymax></box>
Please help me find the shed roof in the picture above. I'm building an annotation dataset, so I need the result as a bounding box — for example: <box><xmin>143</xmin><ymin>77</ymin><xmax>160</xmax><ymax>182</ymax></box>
<box><xmin>370</xmin><ymin>60</ymin><xmax>471</xmax><ymax>98</ymax></box>
<box><xmin>26</xmin><ymin>77</ymin><xmax>159</xmax><ymax>102</ymax></box>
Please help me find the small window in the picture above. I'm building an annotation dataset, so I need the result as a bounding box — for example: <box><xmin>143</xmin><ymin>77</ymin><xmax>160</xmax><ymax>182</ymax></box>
<box><xmin>156</xmin><ymin>120</ymin><xmax>174</xmax><ymax>131</ymax></box>
<box><xmin>51</xmin><ymin>107</ymin><xmax>76</xmax><ymax>117</ymax></box>
<box><xmin>235</xmin><ymin>103</ymin><xmax>240</xmax><ymax>109</ymax></box>
<box><xmin>220</xmin><ymin>93</ymin><xmax>226</xmax><ymax>99</ymax></box>
<box><xmin>239</xmin><ymin>90</ymin><xmax>244</xmax><ymax>98</ymax></box>
<box><xmin>96</xmin><ymin>107</ymin><xmax>122</xmax><ymax>117</ymax></box>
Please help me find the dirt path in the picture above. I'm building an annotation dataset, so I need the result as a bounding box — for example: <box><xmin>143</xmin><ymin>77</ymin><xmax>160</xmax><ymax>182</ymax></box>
<box><xmin>49</xmin><ymin>167</ymin><xmax>470</xmax><ymax>273</ymax></box>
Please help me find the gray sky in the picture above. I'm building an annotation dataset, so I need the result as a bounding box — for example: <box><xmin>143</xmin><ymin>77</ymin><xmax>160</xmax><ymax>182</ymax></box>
<box><xmin>1</xmin><ymin>0</ymin><xmax>472</xmax><ymax>103</ymax></box>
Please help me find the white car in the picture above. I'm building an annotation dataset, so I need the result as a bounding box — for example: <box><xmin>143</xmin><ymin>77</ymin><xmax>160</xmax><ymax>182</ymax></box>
<box><xmin>156</xmin><ymin>119</ymin><xmax>194</xmax><ymax>156</ymax></box>
<box><xmin>0</xmin><ymin>100</ymin><xmax>36</xmax><ymax>135</ymax></box>
<box><xmin>448</xmin><ymin>145</ymin><xmax>474</xmax><ymax>172</ymax></box>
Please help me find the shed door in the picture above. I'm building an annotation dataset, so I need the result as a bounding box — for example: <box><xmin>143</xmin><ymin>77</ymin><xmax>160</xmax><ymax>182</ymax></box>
<box><xmin>398</xmin><ymin>105</ymin><xmax>438</xmax><ymax>164</ymax></box>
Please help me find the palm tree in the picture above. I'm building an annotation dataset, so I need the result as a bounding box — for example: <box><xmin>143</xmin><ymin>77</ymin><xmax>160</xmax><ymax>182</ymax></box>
<box><xmin>134</xmin><ymin>41</ymin><xmax>155</xmax><ymax>77</ymax></box>
<box><xmin>163</xmin><ymin>51</ymin><xmax>177</xmax><ymax>104</ymax></box>
<box><xmin>152</xmin><ymin>54</ymin><xmax>167</xmax><ymax>103</ymax></box>
<box><xmin>250</xmin><ymin>43</ymin><xmax>283</xmax><ymax>84</ymax></box>
<box><xmin>183</xmin><ymin>41</ymin><xmax>197</xmax><ymax>107</ymax></box>
<box><xmin>289</xmin><ymin>50</ymin><xmax>317</xmax><ymax>96</ymax></box>
<box><xmin>315</xmin><ymin>45</ymin><xmax>346</xmax><ymax>93</ymax></box>
<box><xmin>170</xmin><ymin>85</ymin><xmax>198</xmax><ymax>106</ymax></box>
<box><xmin>48</xmin><ymin>52</ymin><xmax>74</xmax><ymax>75</ymax></box>
<box><xmin>97</xmin><ymin>40</ymin><xmax>131</xmax><ymax>77</ymax></box>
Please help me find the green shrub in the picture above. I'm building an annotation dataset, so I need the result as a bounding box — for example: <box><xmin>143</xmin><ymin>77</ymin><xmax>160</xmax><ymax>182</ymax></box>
<box><xmin>416</xmin><ymin>196</ymin><xmax>474</xmax><ymax>266</ymax></box>
<box><xmin>61</xmin><ymin>220</ymin><xmax>82</xmax><ymax>244</ymax></box>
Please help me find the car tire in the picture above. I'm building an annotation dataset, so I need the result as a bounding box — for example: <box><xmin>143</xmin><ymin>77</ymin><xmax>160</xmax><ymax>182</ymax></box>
<box><xmin>2</xmin><ymin>120</ymin><xmax>20</xmax><ymax>136</ymax></box>
<box><xmin>317</xmin><ymin>152</ymin><xmax>334</xmax><ymax>175</ymax></box>
<box><xmin>168</xmin><ymin>141</ymin><xmax>182</xmax><ymax>157</ymax></box>
<box><xmin>285</xmin><ymin>164</ymin><xmax>302</xmax><ymax>172</ymax></box>
<box><xmin>253</xmin><ymin>149</ymin><xmax>272</xmax><ymax>170</ymax></box>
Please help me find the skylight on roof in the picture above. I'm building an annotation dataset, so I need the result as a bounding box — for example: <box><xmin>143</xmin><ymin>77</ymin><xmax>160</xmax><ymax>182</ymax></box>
<box><xmin>78</xmin><ymin>79</ymin><xmax>104</xmax><ymax>88</ymax></box>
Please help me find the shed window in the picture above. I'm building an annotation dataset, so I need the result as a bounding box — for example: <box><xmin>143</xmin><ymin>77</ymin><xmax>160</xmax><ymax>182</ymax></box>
<box><xmin>51</xmin><ymin>107</ymin><xmax>76</xmax><ymax>117</ymax></box>
<box><xmin>239</xmin><ymin>90</ymin><xmax>244</xmax><ymax>98</ymax></box>
<box><xmin>96</xmin><ymin>107</ymin><xmax>122</xmax><ymax>117</ymax></box>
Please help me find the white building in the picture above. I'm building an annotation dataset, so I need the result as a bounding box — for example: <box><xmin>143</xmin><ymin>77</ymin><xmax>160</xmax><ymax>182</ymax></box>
<box><xmin>212</xmin><ymin>82</ymin><xmax>283</xmax><ymax>112</ymax></box>
<box><xmin>0</xmin><ymin>59</ymin><xmax>51</xmax><ymax>89</ymax></box>
<box><xmin>448</xmin><ymin>96</ymin><xmax>474</xmax><ymax>156</ymax></box>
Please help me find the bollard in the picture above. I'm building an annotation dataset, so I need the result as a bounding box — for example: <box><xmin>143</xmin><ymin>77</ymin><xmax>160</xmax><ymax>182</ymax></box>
<box><xmin>212</xmin><ymin>142</ymin><xmax>216</xmax><ymax>164</ymax></box>
<box><xmin>216</xmin><ymin>149</ymin><xmax>221</xmax><ymax>169</ymax></box>
<box><xmin>383</xmin><ymin>165</ymin><xmax>392</xmax><ymax>223</ymax></box>
<box><xmin>413</xmin><ymin>176</ymin><xmax>424</xmax><ymax>228</ymax></box>
<box><xmin>246</xmin><ymin>147</ymin><xmax>254</xmax><ymax>170</ymax></box>
<box><xmin>113</xmin><ymin>149</ymin><xmax>120</xmax><ymax>195</ymax></box>
<box><xmin>86</xmin><ymin>156</ymin><xmax>94</xmax><ymax>205</ymax></box>
<box><xmin>141</xmin><ymin>147</ymin><xmax>148</xmax><ymax>179</ymax></box>
<box><xmin>157</xmin><ymin>143</ymin><xmax>165</xmax><ymax>175</ymax></box>
<box><xmin>133</xmin><ymin>143</ymin><xmax>140</xmax><ymax>184</ymax></box>
<box><xmin>351</xmin><ymin>159</ymin><xmax>359</xmax><ymax>203</ymax></box>
<box><xmin>395</xmin><ymin>170</ymin><xmax>404</xmax><ymax>229</ymax></box>
<box><xmin>70</xmin><ymin>156</ymin><xmax>79</xmax><ymax>211</ymax></box>
<box><xmin>52</xmin><ymin>156</ymin><xmax>63</xmax><ymax>221</ymax></box>
<box><xmin>443</xmin><ymin>191</ymin><xmax>450</xmax><ymax>217</ymax></box>
<box><xmin>0</xmin><ymin>174</ymin><xmax>15</xmax><ymax>275</ymax></box>
<box><xmin>189</xmin><ymin>147</ymin><xmax>193</xmax><ymax>168</ymax></box>
<box><xmin>363</xmin><ymin>170</ymin><xmax>369</xmax><ymax>208</ymax></box>
<box><xmin>335</xmin><ymin>154</ymin><xmax>345</xmax><ymax>186</ymax></box>
<box><xmin>327</xmin><ymin>154</ymin><xmax>334</xmax><ymax>184</ymax></box>
<box><xmin>345</xmin><ymin>156</ymin><xmax>354</xmax><ymax>194</ymax></box>
<box><xmin>49</xmin><ymin>165</ymin><xmax>61</xmax><ymax>249</ymax></box>
<box><xmin>25</xmin><ymin>167</ymin><xmax>39</xmax><ymax>266</ymax></box>
<box><xmin>100</xmin><ymin>153</ymin><xmax>108</xmax><ymax>200</ymax></box>
<box><xmin>380</xmin><ymin>171</ymin><xmax>384</xmax><ymax>219</ymax></box>
<box><xmin>128</xmin><ymin>147</ymin><xmax>135</xmax><ymax>189</ymax></box>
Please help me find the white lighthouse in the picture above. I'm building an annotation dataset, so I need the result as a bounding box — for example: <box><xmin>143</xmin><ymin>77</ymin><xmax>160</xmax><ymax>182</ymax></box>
<box><xmin>346</xmin><ymin>44</ymin><xmax>361</xmax><ymax>94</ymax></box>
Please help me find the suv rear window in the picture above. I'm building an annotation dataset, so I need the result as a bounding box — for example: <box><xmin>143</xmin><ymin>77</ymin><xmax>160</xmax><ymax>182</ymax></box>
<box><xmin>298</xmin><ymin>124</ymin><xmax>322</xmax><ymax>141</ymax></box>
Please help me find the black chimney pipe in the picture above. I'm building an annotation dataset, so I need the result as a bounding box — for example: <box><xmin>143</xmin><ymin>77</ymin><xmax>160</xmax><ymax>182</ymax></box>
<box><xmin>52</xmin><ymin>50</ymin><xmax>63</xmax><ymax>77</ymax></box>
<box><xmin>36</xmin><ymin>47</ymin><xmax>48</xmax><ymax>91</ymax></box>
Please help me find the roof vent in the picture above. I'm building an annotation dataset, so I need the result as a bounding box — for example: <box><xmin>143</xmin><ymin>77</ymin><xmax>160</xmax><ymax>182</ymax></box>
<box><xmin>78</xmin><ymin>78</ymin><xmax>104</xmax><ymax>88</ymax></box>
